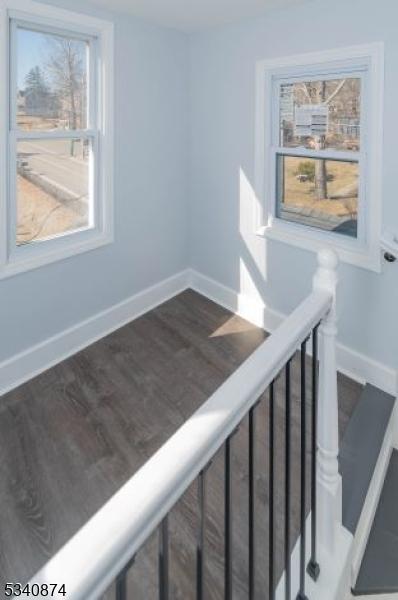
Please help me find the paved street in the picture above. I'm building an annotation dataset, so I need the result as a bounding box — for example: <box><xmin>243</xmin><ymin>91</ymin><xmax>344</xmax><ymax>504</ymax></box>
<box><xmin>18</xmin><ymin>139</ymin><xmax>88</xmax><ymax>199</ymax></box>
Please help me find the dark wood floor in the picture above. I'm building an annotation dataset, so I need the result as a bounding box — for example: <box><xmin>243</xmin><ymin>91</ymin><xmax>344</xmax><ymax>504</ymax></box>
<box><xmin>0</xmin><ymin>290</ymin><xmax>362</xmax><ymax>599</ymax></box>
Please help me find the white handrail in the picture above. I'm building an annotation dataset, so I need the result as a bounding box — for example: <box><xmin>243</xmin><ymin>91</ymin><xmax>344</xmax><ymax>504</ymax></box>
<box><xmin>20</xmin><ymin>253</ymin><xmax>336</xmax><ymax>600</ymax></box>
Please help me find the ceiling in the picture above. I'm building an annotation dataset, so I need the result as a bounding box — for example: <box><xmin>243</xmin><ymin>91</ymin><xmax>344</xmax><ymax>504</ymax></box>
<box><xmin>89</xmin><ymin>0</ymin><xmax>314</xmax><ymax>32</ymax></box>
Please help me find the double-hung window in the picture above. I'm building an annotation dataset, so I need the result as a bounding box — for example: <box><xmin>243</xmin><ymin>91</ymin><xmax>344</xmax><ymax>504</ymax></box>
<box><xmin>0</xmin><ymin>1</ymin><xmax>114</xmax><ymax>277</ymax></box>
<box><xmin>255</xmin><ymin>44</ymin><xmax>384</xmax><ymax>271</ymax></box>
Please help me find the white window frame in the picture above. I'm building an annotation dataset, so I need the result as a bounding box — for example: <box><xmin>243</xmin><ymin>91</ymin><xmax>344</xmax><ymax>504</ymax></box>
<box><xmin>254</xmin><ymin>44</ymin><xmax>384</xmax><ymax>272</ymax></box>
<box><xmin>0</xmin><ymin>0</ymin><xmax>114</xmax><ymax>279</ymax></box>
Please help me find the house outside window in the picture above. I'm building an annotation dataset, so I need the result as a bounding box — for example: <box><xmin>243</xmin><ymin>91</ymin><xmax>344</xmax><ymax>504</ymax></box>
<box><xmin>255</xmin><ymin>44</ymin><xmax>384</xmax><ymax>271</ymax></box>
<box><xmin>0</xmin><ymin>1</ymin><xmax>114</xmax><ymax>278</ymax></box>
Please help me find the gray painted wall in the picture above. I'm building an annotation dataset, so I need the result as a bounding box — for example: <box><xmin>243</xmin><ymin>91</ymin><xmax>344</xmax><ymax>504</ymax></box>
<box><xmin>189</xmin><ymin>0</ymin><xmax>398</xmax><ymax>369</ymax></box>
<box><xmin>0</xmin><ymin>0</ymin><xmax>189</xmax><ymax>361</ymax></box>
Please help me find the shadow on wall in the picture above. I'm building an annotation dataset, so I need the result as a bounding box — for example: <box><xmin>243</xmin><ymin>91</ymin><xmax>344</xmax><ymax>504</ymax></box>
<box><xmin>238</xmin><ymin>167</ymin><xmax>268</xmax><ymax>309</ymax></box>
<box><xmin>236</xmin><ymin>166</ymin><xmax>304</xmax><ymax>324</ymax></box>
<box><xmin>236</xmin><ymin>166</ymin><xmax>384</xmax><ymax>366</ymax></box>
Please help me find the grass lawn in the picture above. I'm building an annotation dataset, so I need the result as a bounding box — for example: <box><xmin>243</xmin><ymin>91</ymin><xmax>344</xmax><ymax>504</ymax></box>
<box><xmin>282</xmin><ymin>157</ymin><xmax>358</xmax><ymax>219</ymax></box>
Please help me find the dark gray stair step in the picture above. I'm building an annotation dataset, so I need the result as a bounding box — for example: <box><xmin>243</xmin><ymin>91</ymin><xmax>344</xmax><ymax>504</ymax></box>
<box><xmin>339</xmin><ymin>384</ymin><xmax>395</xmax><ymax>535</ymax></box>
<box><xmin>352</xmin><ymin>450</ymin><xmax>398</xmax><ymax>596</ymax></box>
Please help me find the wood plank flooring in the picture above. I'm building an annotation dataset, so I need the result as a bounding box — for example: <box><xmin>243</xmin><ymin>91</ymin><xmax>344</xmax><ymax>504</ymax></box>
<box><xmin>0</xmin><ymin>290</ymin><xmax>362</xmax><ymax>598</ymax></box>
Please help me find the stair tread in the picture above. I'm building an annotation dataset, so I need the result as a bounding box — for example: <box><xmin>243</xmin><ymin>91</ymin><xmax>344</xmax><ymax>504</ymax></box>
<box><xmin>339</xmin><ymin>384</ymin><xmax>395</xmax><ymax>535</ymax></box>
<box><xmin>353</xmin><ymin>450</ymin><xmax>398</xmax><ymax>596</ymax></box>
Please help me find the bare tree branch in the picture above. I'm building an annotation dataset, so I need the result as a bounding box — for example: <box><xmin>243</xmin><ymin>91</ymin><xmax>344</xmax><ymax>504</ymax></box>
<box><xmin>323</xmin><ymin>79</ymin><xmax>346</xmax><ymax>105</ymax></box>
<box><xmin>298</xmin><ymin>83</ymin><xmax>311</xmax><ymax>102</ymax></box>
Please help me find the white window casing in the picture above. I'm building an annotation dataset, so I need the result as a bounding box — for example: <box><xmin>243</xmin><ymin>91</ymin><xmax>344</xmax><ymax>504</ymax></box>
<box><xmin>0</xmin><ymin>0</ymin><xmax>114</xmax><ymax>279</ymax></box>
<box><xmin>254</xmin><ymin>44</ymin><xmax>384</xmax><ymax>272</ymax></box>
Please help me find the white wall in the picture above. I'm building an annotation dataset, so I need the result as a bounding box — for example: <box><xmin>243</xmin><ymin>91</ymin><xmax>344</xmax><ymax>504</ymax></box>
<box><xmin>189</xmin><ymin>0</ymin><xmax>398</xmax><ymax>371</ymax></box>
<box><xmin>1</xmin><ymin>0</ymin><xmax>397</xmax><ymax>380</ymax></box>
<box><xmin>0</xmin><ymin>0</ymin><xmax>189</xmax><ymax>362</ymax></box>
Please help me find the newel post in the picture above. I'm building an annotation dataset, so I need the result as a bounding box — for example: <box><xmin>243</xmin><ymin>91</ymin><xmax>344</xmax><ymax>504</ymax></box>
<box><xmin>313</xmin><ymin>248</ymin><xmax>341</xmax><ymax>557</ymax></box>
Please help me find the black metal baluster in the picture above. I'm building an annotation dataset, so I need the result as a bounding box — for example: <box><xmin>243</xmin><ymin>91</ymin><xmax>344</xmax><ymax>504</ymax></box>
<box><xmin>269</xmin><ymin>381</ymin><xmax>276</xmax><ymax>600</ymax></box>
<box><xmin>197</xmin><ymin>468</ymin><xmax>207</xmax><ymax>600</ymax></box>
<box><xmin>249</xmin><ymin>406</ymin><xmax>255</xmax><ymax>600</ymax></box>
<box><xmin>159</xmin><ymin>516</ymin><xmax>169</xmax><ymax>600</ymax></box>
<box><xmin>116</xmin><ymin>570</ymin><xmax>127</xmax><ymax>600</ymax></box>
<box><xmin>297</xmin><ymin>341</ymin><xmax>309</xmax><ymax>600</ymax></box>
<box><xmin>225</xmin><ymin>436</ymin><xmax>233</xmax><ymax>600</ymax></box>
<box><xmin>285</xmin><ymin>360</ymin><xmax>292</xmax><ymax>600</ymax></box>
<box><xmin>307</xmin><ymin>325</ymin><xmax>320</xmax><ymax>582</ymax></box>
<box><xmin>116</xmin><ymin>557</ymin><xmax>135</xmax><ymax>600</ymax></box>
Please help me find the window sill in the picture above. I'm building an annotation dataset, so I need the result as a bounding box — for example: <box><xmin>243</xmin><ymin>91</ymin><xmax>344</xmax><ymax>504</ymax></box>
<box><xmin>0</xmin><ymin>230</ymin><xmax>113</xmax><ymax>280</ymax></box>
<box><xmin>256</xmin><ymin>222</ymin><xmax>381</xmax><ymax>273</ymax></box>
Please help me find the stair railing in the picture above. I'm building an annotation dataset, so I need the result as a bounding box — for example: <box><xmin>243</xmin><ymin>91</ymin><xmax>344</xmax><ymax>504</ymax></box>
<box><xmin>19</xmin><ymin>248</ymin><xmax>340</xmax><ymax>600</ymax></box>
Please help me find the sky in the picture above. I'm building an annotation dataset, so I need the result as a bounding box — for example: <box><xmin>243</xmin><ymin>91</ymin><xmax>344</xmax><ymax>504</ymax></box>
<box><xmin>17</xmin><ymin>28</ymin><xmax>46</xmax><ymax>90</ymax></box>
<box><xmin>16</xmin><ymin>27</ymin><xmax>87</xmax><ymax>91</ymax></box>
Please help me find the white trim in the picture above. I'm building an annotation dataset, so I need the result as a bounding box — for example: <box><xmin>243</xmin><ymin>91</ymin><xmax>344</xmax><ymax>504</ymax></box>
<box><xmin>188</xmin><ymin>268</ymin><xmax>284</xmax><ymax>331</ymax></box>
<box><xmin>0</xmin><ymin>230</ymin><xmax>113</xmax><ymax>279</ymax></box>
<box><xmin>5</xmin><ymin>0</ymin><xmax>112</xmax><ymax>36</ymax></box>
<box><xmin>0</xmin><ymin>270</ymin><xmax>190</xmax><ymax>397</ymax></box>
<box><xmin>0</xmin><ymin>3</ymin><xmax>9</xmax><ymax>269</ymax></box>
<box><xmin>11</xmin><ymin>129</ymin><xmax>99</xmax><ymax>140</ymax></box>
<box><xmin>0</xmin><ymin>0</ymin><xmax>114</xmax><ymax>280</ymax></box>
<box><xmin>1</xmin><ymin>266</ymin><xmax>395</xmax><ymax>401</ymax></box>
<box><xmin>189</xmin><ymin>269</ymin><xmax>397</xmax><ymax>395</ymax></box>
<box><xmin>190</xmin><ymin>269</ymin><xmax>285</xmax><ymax>333</ymax></box>
<box><xmin>337</xmin><ymin>342</ymin><xmax>397</xmax><ymax>397</ymax></box>
<box><xmin>258</xmin><ymin>222</ymin><xmax>381</xmax><ymax>272</ymax></box>
<box><xmin>273</xmin><ymin>146</ymin><xmax>360</xmax><ymax>161</ymax></box>
<box><xmin>254</xmin><ymin>43</ymin><xmax>385</xmax><ymax>273</ymax></box>
<box><xmin>275</xmin><ymin>513</ymin><xmax>353</xmax><ymax>600</ymax></box>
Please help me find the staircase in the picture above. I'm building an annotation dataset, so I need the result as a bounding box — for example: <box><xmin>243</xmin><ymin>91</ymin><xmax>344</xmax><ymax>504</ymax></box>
<box><xmin>339</xmin><ymin>383</ymin><xmax>398</xmax><ymax>599</ymax></box>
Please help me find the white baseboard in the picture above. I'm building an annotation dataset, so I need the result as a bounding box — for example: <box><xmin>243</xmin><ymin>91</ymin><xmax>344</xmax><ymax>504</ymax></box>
<box><xmin>1</xmin><ymin>266</ymin><xmax>396</xmax><ymax>399</ymax></box>
<box><xmin>337</xmin><ymin>343</ymin><xmax>397</xmax><ymax>398</ymax></box>
<box><xmin>188</xmin><ymin>268</ymin><xmax>284</xmax><ymax>332</ymax></box>
<box><xmin>190</xmin><ymin>269</ymin><xmax>397</xmax><ymax>396</ymax></box>
<box><xmin>0</xmin><ymin>270</ymin><xmax>190</xmax><ymax>397</ymax></box>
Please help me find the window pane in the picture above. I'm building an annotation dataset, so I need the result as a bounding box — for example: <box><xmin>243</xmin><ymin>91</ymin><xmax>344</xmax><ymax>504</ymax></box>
<box><xmin>17</xmin><ymin>138</ymin><xmax>91</xmax><ymax>245</ymax></box>
<box><xmin>276</xmin><ymin>156</ymin><xmax>358</xmax><ymax>238</ymax></box>
<box><xmin>16</xmin><ymin>27</ymin><xmax>88</xmax><ymax>131</ymax></box>
<box><xmin>279</xmin><ymin>78</ymin><xmax>361</xmax><ymax>152</ymax></box>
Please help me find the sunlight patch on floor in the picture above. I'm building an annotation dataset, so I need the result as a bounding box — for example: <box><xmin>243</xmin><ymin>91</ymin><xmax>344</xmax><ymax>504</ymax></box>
<box><xmin>209</xmin><ymin>315</ymin><xmax>256</xmax><ymax>338</ymax></box>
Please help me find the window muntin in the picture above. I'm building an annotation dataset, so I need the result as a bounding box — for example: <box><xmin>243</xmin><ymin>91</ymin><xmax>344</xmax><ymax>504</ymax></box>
<box><xmin>10</xmin><ymin>20</ymin><xmax>97</xmax><ymax>251</ymax></box>
<box><xmin>270</xmin><ymin>69</ymin><xmax>364</xmax><ymax>241</ymax></box>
